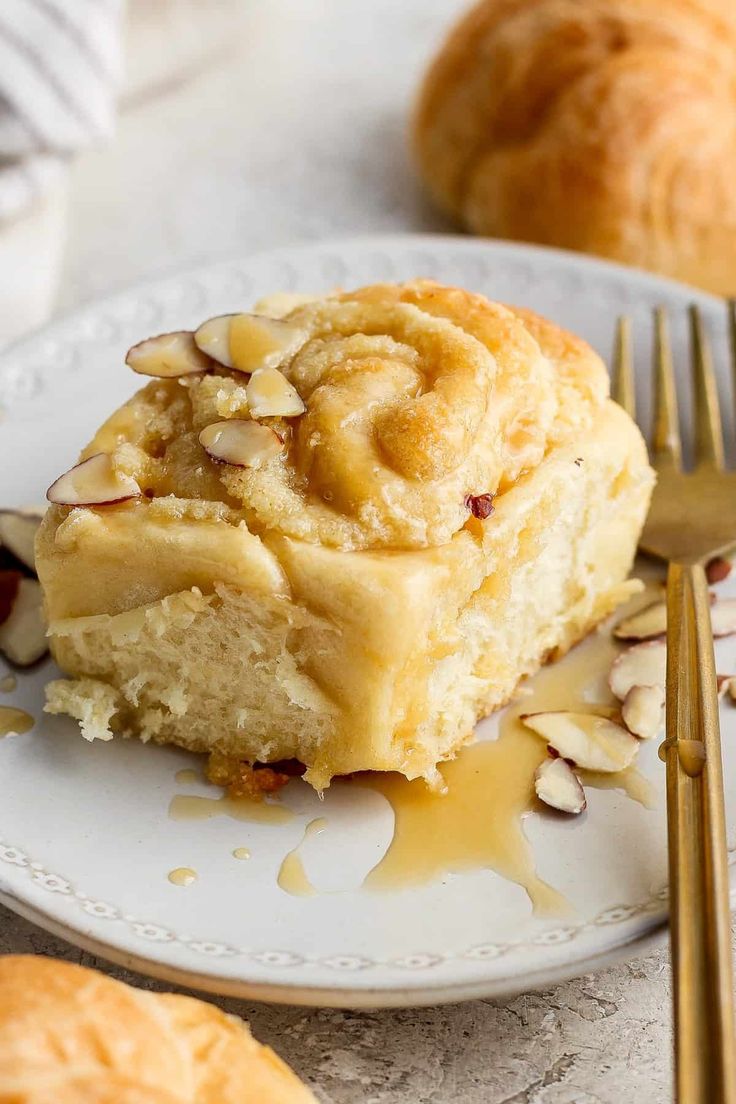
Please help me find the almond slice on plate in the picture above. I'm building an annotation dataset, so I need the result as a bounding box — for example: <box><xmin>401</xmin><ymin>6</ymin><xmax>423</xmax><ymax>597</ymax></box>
<box><xmin>46</xmin><ymin>454</ymin><xmax>142</xmax><ymax>507</ymax></box>
<box><xmin>0</xmin><ymin>509</ymin><xmax>43</xmax><ymax>573</ymax></box>
<box><xmin>246</xmin><ymin>367</ymin><xmax>305</xmax><ymax>418</ymax></box>
<box><xmin>194</xmin><ymin>313</ymin><xmax>307</xmax><ymax>373</ymax></box>
<box><xmin>0</xmin><ymin>577</ymin><xmax>47</xmax><ymax>666</ymax></box>
<box><xmin>613</xmin><ymin>601</ymin><xmax>666</xmax><ymax>641</ymax></box>
<box><xmin>621</xmin><ymin>684</ymin><xmax>665</xmax><ymax>740</ymax></box>
<box><xmin>534</xmin><ymin>756</ymin><xmax>586</xmax><ymax>814</ymax></box>
<box><xmin>613</xmin><ymin>596</ymin><xmax>736</xmax><ymax>641</ymax></box>
<box><xmin>199</xmin><ymin>420</ymin><xmax>284</xmax><ymax>467</ymax></box>
<box><xmin>710</xmin><ymin>598</ymin><xmax>736</xmax><ymax>637</ymax></box>
<box><xmin>125</xmin><ymin>331</ymin><xmax>213</xmax><ymax>378</ymax></box>
<box><xmin>609</xmin><ymin>639</ymin><xmax>666</xmax><ymax>702</ymax></box>
<box><xmin>521</xmin><ymin>711</ymin><xmax>639</xmax><ymax>772</ymax></box>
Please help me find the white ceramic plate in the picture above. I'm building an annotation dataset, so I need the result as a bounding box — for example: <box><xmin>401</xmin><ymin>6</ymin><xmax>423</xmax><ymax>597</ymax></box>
<box><xmin>1</xmin><ymin>235</ymin><xmax>736</xmax><ymax>1009</ymax></box>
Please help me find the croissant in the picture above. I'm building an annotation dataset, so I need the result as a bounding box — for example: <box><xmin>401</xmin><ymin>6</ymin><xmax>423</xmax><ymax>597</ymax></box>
<box><xmin>0</xmin><ymin>955</ymin><xmax>315</xmax><ymax>1103</ymax></box>
<box><xmin>414</xmin><ymin>0</ymin><xmax>736</xmax><ymax>294</ymax></box>
<box><xmin>37</xmin><ymin>280</ymin><xmax>653</xmax><ymax>789</ymax></box>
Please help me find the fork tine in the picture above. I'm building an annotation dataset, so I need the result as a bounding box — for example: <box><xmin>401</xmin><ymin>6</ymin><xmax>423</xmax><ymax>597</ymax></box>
<box><xmin>651</xmin><ymin>307</ymin><xmax>682</xmax><ymax>469</ymax></box>
<box><xmin>690</xmin><ymin>305</ymin><xmax>725</xmax><ymax>469</ymax></box>
<box><xmin>612</xmin><ymin>316</ymin><xmax>635</xmax><ymax>417</ymax></box>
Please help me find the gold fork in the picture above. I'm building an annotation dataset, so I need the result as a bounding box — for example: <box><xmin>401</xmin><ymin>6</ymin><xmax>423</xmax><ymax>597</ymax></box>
<box><xmin>613</xmin><ymin>306</ymin><xmax>736</xmax><ymax>1104</ymax></box>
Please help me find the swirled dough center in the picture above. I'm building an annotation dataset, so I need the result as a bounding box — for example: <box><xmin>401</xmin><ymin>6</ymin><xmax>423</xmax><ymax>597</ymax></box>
<box><xmin>87</xmin><ymin>280</ymin><xmax>608</xmax><ymax>551</ymax></box>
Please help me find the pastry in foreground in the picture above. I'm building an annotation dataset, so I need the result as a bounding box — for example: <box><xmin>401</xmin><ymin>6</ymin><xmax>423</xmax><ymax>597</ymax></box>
<box><xmin>37</xmin><ymin>280</ymin><xmax>654</xmax><ymax>789</ymax></box>
<box><xmin>0</xmin><ymin>954</ymin><xmax>315</xmax><ymax>1103</ymax></box>
<box><xmin>413</xmin><ymin>0</ymin><xmax>736</xmax><ymax>295</ymax></box>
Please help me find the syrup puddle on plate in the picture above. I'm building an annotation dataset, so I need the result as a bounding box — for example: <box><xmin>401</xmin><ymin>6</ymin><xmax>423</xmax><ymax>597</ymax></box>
<box><xmin>0</xmin><ymin>706</ymin><xmax>34</xmax><ymax>737</ymax></box>
<box><xmin>168</xmin><ymin>588</ymin><xmax>656</xmax><ymax>910</ymax></box>
<box><xmin>169</xmin><ymin>791</ymin><xmax>293</xmax><ymax>826</ymax></box>
<box><xmin>358</xmin><ymin>733</ymin><xmax>565</xmax><ymax>913</ymax></box>
<box><xmin>232</xmin><ymin>846</ymin><xmax>252</xmax><ymax>860</ymax></box>
<box><xmin>277</xmin><ymin>818</ymin><xmax>327</xmax><ymax>898</ymax></box>
<box><xmin>168</xmin><ymin>866</ymin><xmax>197</xmax><ymax>887</ymax></box>
<box><xmin>174</xmin><ymin>768</ymin><xmax>200</xmax><ymax>785</ymax></box>
<box><xmin>0</xmin><ymin>674</ymin><xmax>17</xmax><ymax>693</ymax></box>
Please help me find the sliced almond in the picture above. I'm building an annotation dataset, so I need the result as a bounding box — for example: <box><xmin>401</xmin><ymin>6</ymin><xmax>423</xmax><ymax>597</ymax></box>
<box><xmin>614</xmin><ymin>596</ymin><xmax>736</xmax><ymax>645</ymax></box>
<box><xmin>534</xmin><ymin>756</ymin><xmax>586</xmax><ymax>814</ymax></box>
<box><xmin>706</xmin><ymin>557</ymin><xmax>732</xmax><ymax>585</ymax></box>
<box><xmin>609</xmin><ymin>640</ymin><xmax>666</xmax><ymax>702</ymax></box>
<box><xmin>46</xmin><ymin>454</ymin><xmax>142</xmax><ymax>507</ymax></box>
<box><xmin>193</xmin><ymin>315</ymin><xmax>233</xmax><ymax>367</ymax></box>
<box><xmin>613</xmin><ymin>601</ymin><xmax>666</xmax><ymax>641</ymax></box>
<box><xmin>0</xmin><ymin>509</ymin><xmax>43</xmax><ymax>573</ymax></box>
<box><xmin>621</xmin><ymin>684</ymin><xmax>665</xmax><ymax>740</ymax></box>
<box><xmin>125</xmin><ymin>331</ymin><xmax>213</xmax><ymax>378</ymax></box>
<box><xmin>246</xmin><ymin>367</ymin><xmax>305</xmax><ymax>418</ymax></box>
<box><xmin>728</xmin><ymin>677</ymin><xmax>736</xmax><ymax>704</ymax></box>
<box><xmin>195</xmin><ymin>313</ymin><xmax>306</xmax><ymax>373</ymax></box>
<box><xmin>521</xmin><ymin>711</ymin><xmax>639</xmax><ymax>772</ymax></box>
<box><xmin>0</xmin><ymin>577</ymin><xmax>47</xmax><ymax>666</ymax></box>
<box><xmin>710</xmin><ymin>598</ymin><xmax>736</xmax><ymax>638</ymax></box>
<box><xmin>199</xmin><ymin>420</ymin><xmax>283</xmax><ymax>467</ymax></box>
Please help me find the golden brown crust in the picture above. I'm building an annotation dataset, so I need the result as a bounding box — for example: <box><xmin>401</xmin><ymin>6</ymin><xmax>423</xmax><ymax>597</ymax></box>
<box><xmin>0</xmin><ymin>956</ymin><xmax>315</xmax><ymax>1104</ymax></box>
<box><xmin>414</xmin><ymin>0</ymin><xmax>736</xmax><ymax>294</ymax></box>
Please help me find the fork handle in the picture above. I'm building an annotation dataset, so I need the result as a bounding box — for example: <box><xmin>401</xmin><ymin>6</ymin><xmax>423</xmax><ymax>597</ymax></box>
<box><xmin>665</xmin><ymin>561</ymin><xmax>736</xmax><ymax>1103</ymax></box>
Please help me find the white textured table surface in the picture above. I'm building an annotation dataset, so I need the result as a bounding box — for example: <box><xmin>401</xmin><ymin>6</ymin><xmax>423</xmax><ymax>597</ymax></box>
<box><xmin>1</xmin><ymin>1</ymin><xmax>722</xmax><ymax>1100</ymax></box>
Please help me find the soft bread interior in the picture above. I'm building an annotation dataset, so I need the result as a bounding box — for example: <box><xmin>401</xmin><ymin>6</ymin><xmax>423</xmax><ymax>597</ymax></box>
<box><xmin>44</xmin><ymin>401</ymin><xmax>651</xmax><ymax>790</ymax></box>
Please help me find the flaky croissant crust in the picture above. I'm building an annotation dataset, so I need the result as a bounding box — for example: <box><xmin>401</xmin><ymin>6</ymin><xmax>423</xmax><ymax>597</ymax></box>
<box><xmin>89</xmin><ymin>280</ymin><xmax>607</xmax><ymax>552</ymax></box>
<box><xmin>0</xmin><ymin>955</ymin><xmax>315</xmax><ymax>1104</ymax></box>
<box><xmin>414</xmin><ymin>0</ymin><xmax>736</xmax><ymax>294</ymax></box>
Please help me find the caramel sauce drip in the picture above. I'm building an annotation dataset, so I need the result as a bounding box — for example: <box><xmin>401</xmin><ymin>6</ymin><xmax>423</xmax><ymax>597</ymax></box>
<box><xmin>360</xmin><ymin>733</ymin><xmax>566</xmax><ymax>914</ymax></box>
<box><xmin>359</xmin><ymin>612</ymin><xmax>654</xmax><ymax>911</ymax></box>
<box><xmin>168</xmin><ymin>792</ymin><xmax>293</xmax><ymax>826</ymax></box>
<box><xmin>277</xmin><ymin>818</ymin><xmax>327</xmax><ymax>897</ymax></box>
<box><xmin>174</xmin><ymin>768</ymin><xmax>199</xmax><ymax>785</ymax></box>
<box><xmin>167</xmin><ymin>867</ymin><xmax>197</xmax><ymax>887</ymax></box>
<box><xmin>0</xmin><ymin>706</ymin><xmax>33</xmax><ymax>737</ymax></box>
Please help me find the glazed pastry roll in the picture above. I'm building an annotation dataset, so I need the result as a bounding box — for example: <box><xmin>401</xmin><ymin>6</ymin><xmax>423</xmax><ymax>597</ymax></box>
<box><xmin>37</xmin><ymin>280</ymin><xmax>654</xmax><ymax>789</ymax></box>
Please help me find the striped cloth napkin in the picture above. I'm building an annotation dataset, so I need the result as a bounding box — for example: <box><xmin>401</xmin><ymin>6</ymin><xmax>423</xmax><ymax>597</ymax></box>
<box><xmin>0</xmin><ymin>0</ymin><xmax>122</xmax><ymax>222</ymax></box>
